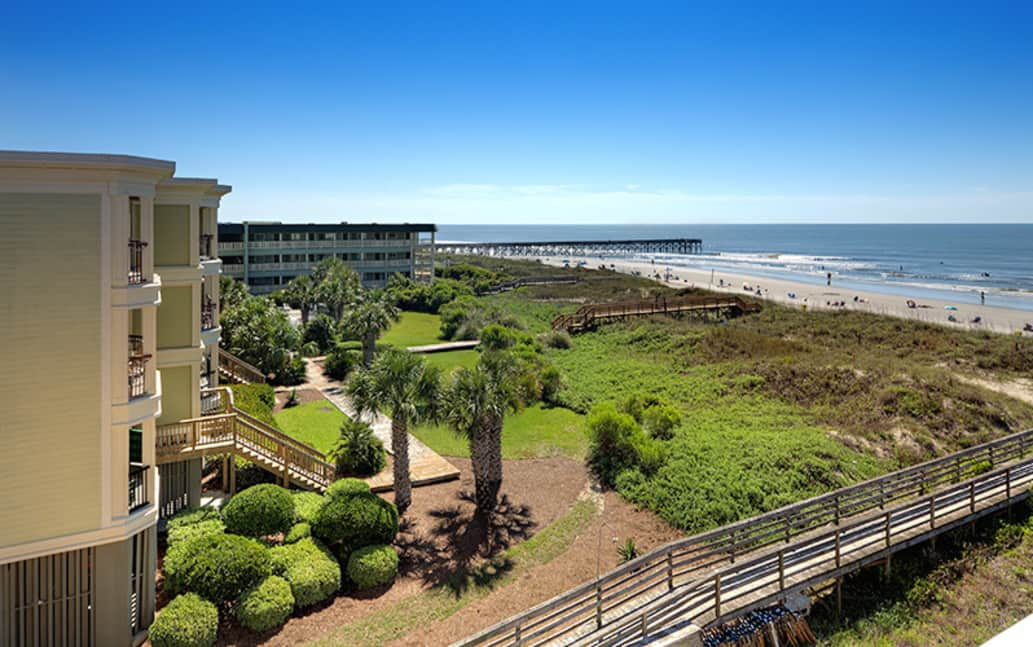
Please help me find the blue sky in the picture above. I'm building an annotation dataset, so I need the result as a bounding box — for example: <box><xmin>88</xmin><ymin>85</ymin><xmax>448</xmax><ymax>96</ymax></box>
<box><xmin>2</xmin><ymin>1</ymin><xmax>1032</xmax><ymax>224</ymax></box>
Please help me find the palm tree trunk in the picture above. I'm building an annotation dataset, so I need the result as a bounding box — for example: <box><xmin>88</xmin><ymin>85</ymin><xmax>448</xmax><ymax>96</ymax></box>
<box><xmin>363</xmin><ymin>331</ymin><xmax>376</xmax><ymax>367</ymax></box>
<box><xmin>472</xmin><ymin>416</ymin><xmax>503</xmax><ymax>514</ymax></box>
<box><xmin>301</xmin><ymin>305</ymin><xmax>310</xmax><ymax>326</ymax></box>
<box><xmin>392</xmin><ymin>416</ymin><xmax>412</xmax><ymax>514</ymax></box>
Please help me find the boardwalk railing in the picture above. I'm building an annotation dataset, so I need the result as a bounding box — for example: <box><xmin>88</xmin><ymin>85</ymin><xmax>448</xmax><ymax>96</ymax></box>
<box><xmin>156</xmin><ymin>387</ymin><xmax>334</xmax><ymax>490</ymax></box>
<box><xmin>458</xmin><ymin>427</ymin><xmax>1033</xmax><ymax>646</ymax></box>
<box><xmin>551</xmin><ymin>295</ymin><xmax>760</xmax><ymax>332</ymax></box>
<box><xmin>483</xmin><ymin>275</ymin><xmax>580</xmax><ymax>294</ymax></box>
<box><xmin>217</xmin><ymin>348</ymin><xmax>267</xmax><ymax>384</ymax></box>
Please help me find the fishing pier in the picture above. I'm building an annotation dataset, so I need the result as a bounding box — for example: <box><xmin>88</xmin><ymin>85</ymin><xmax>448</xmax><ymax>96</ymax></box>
<box><xmin>435</xmin><ymin>238</ymin><xmax>703</xmax><ymax>258</ymax></box>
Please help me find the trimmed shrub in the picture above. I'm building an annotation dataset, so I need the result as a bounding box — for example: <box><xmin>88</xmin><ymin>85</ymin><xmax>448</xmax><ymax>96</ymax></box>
<box><xmin>324</xmin><ymin>344</ymin><xmax>361</xmax><ymax>381</ymax></box>
<box><xmin>223</xmin><ymin>484</ymin><xmax>295</xmax><ymax>538</ymax></box>
<box><xmin>311</xmin><ymin>491</ymin><xmax>398</xmax><ymax>553</ymax></box>
<box><xmin>325</xmin><ymin>477</ymin><xmax>371</xmax><ymax>499</ymax></box>
<box><xmin>292</xmin><ymin>491</ymin><xmax>324</xmax><ymax>523</ymax></box>
<box><xmin>166</xmin><ymin>506</ymin><xmax>221</xmax><ymax>530</ymax></box>
<box><xmin>285</xmin><ymin>522</ymin><xmax>311</xmax><ymax>544</ymax></box>
<box><xmin>301</xmin><ymin>341</ymin><xmax>320</xmax><ymax>357</ymax></box>
<box><xmin>641</xmin><ymin>404</ymin><xmax>682</xmax><ymax>440</ymax></box>
<box><xmin>346</xmin><ymin>544</ymin><xmax>399</xmax><ymax>590</ymax></box>
<box><xmin>229</xmin><ymin>384</ymin><xmax>278</xmax><ymax>427</ymax></box>
<box><xmin>148</xmin><ymin>593</ymin><xmax>218</xmax><ymax>647</ymax></box>
<box><xmin>164</xmin><ymin>534</ymin><xmax>271</xmax><ymax>605</ymax></box>
<box><xmin>269</xmin><ymin>538</ymin><xmax>341</xmax><ymax>608</ymax></box>
<box><xmin>329</xmin><ymin>419</ymin><xmax>387</xmax><ymax>477</ymax></box>
<box><xmin>235</xmin><ymin>576</ymin><xmax>294</xmax><ymax>632</ymax></box>
<box><xmin>167</xmin><ymin>519</ymin><xmax>225</xmax><ymax>546</ymax></box>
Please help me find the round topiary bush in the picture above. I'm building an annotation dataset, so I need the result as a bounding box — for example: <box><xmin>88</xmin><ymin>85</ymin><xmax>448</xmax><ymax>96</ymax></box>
<box><xmin>167</xmin><ymin>518</ymin><xmax>225</xmax><ymax>546</ymax></box>
<box><xmin>234</xmin><ymin>575</ymin><xmax>294</xmax><ymax>632</ymax></box>
<box><xmin>269</xmin><ymin>538</ymin><xmax>341</xmax><ymax>608</ymax></box>
<box><xmin>285</xmin><ymin>522</ymin><xmax>311</xmax><ymax>544</ymax></box>
<box><xmin>292</xmin><ymin>491</ymin><xmax>324</xmax><ymax>523</ymax></box>
<box><xmin>346</xmin><ymin>544</ymin><xmax>399</xmax><ymax>590</ymax></box>
<box><xmin>325</xmin><ymin>477</ymin><xmax>371</xmax><ymax>499</ymax></box>
<box><xmin>148</xmin><ymin>593</ymin><xmax>218</xmax><ymax>647</ymax></box>
<box><xmin>164</xmin><ymin>533</ymin><xmax>271</xmax><ymax>605</ymax></box>
<box><xmin>222</xmin><ymin>484</ymin><xmax>295</xmax><ymax>537</ymax></box>
<box><xmin>311</xmin><ymin>492</ymin><xmax>398</xmax><ymax>552</ymax></box>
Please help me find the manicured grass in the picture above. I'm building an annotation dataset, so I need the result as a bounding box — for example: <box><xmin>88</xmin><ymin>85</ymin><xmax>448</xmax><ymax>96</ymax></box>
<box><xmin>412</xmin><ymin>404</ymin><xmax>588</xmax><ymax>459</ymax></box>
<box><xmin>306</xmin><ymin>497</ymin><xmax>599</xmax><ymax>647</ymax></box>
<box><xmin>423</xmin><ymin>349</ymin><xmax>479</xmax><ymax>374</ymax></box>
<box><xmin>273</xmin><ymin>399</ymin><xmax>347</xmax><ymax>453</ymax></box>
<box><xmin>380</xmin><ymin>311</ymin><xmax>443</xmax><ymax>348</ymax></box>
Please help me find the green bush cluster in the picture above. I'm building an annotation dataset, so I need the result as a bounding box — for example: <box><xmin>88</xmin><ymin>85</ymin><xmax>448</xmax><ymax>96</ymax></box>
<box><xmin>303</xmin><ymin>313</ymin><xmax>339</xmax><ymax>354</ymax></box>
<box><xmin>269</xmin><ymin>538</ymin><xmax>341</xmax><ymax>608</ymax></box>
<box><xmin>346</xmin><ymin>544</ymin><xmax>399</xmax><ymax>589</ymax></box>
<box><xmin>148</xmin><ymin>593</ymin><xmax>219</xmax><ymax>647</ymax></box>
<box><xmin>386</xmin><ymin>273</ymin><xmax>473</xmax><ymax>312</ymax></box>
<box><xmin>435</xmin><ymin>262</ymin><xmax>507</xmax><ymax>293</ymax></box>
<box><xmin>168</xmin><ymin>519</ymin><xmax>225</xmax><ymax>546</ymax></box>
<box><xmin>325</xmin><ymin>477</ymin><xmax>372</xmax><ymax>499</ymax></box>
<box><xmin>285</xmin><ymin>522</ymin><xmax>311</xmax><ymax>543</ymax></box>
<box><xmin>164</xmin><ymin>533</ymin><xmax>271</xmax><ymax>605</ymax></box>
<box><xmin>542</xmin><ymin>329</ymin><xmax>573</xmax><ymax>349</ymax></box>
<box><xmin>222</xmin><ymin>484</ymin><xmax>295</xmax><ymax>538</ymax></box>
<box><xmin>292</xmin><ymin>491</ymin><xmax>324</xmax><ymax>523</ymax></box>
<box><xmin>329</xmin><ymin>419</ymin><xmax>387</xmax><ymax>477</ymax></box>
<box><xmin>324</xmin><ymin>343</ymin><xmax>361</xmax><ymax>380</ymax></box>
<box><xmin>618</xmin><ymin>393</ymin><xmax>683</xmax><ymax>441</ymax></box>
<box><xmin>311</xmin><ymin>491</ymin><xmax>399</xmax><ymax>556</ymax></box>
<box><xmin>234</xmin><ymin>575</ymin><xmax>294</xmax><ymax>632</ymax></box>
<box><xmin>229</xmin><ymin>384</ymin><xmax>278</xmax><ymax>428</ymax></box>
<box><xmin>586</xmin><ymin>402</ymin><xmax>666</xmax><ymax>487</ymax></box>
<box><xmin>439</xmin><ymin>296</ymin><xmax>522</xmax><ymax>340</ymax></box>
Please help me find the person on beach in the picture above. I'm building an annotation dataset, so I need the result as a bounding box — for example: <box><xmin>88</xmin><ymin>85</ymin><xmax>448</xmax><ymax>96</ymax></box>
<box><xmin>981</xmin><ymin>291</ymin><xmax>986</xmax><ymax>305</ymax></box>
<box><xmin>827</xmin><ymin>272</ymin><xmax>832</xmax><ymax>287</ymax></box>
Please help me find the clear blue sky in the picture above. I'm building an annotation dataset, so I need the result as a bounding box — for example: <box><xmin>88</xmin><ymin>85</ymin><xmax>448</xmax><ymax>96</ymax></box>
<box><xmin>2</xmin><ymin>1</ymin><xmax>1032</xmax><ymax>224</ymax></box>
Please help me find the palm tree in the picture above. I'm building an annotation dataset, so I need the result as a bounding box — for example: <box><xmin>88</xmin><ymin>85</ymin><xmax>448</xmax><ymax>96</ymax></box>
<box><xmin>283</xmin><ymin>274</ymin><xmax>317</xmax><ymax>324</ymax></box>
<box><xmin>344</xmin><ymin>292</ymin><xmax>400</xmax><ymax>366</ymax></box>
<box><xmin>443</xmin><ymin>351</ymin><xmax>522</xmax><ymax>515</ymax></box>
<box><xmin>312</xmin><ymin>257</ymin><xmax>360</xmax><ymax>320</ymax></box>
<box><xmin>348</xmin><ymin>349</ymin><xmax>440</xmax><ymax>513</ymax></box>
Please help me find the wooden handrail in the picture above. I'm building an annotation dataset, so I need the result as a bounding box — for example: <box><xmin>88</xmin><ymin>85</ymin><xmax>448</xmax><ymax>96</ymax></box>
<box><xmin>217</xmin><ymin>348</ymin><xmax>267</xmax><ymax>384</ymax></box>
<box><xmin>457</xmin><ymin>426</ymin><xmax>1033</xmax><ymax>646</ymax></box>
<box><xmin>551</xmin><ymin>295</ymin><xmax>758</xmax><ymax>331</ymax></box>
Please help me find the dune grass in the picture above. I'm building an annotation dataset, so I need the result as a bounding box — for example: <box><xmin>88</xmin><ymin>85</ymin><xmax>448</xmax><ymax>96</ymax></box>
<box><xmin>380</xmin><ymin>311</ymin><xmax>444</xmax><ymax>348</ymax></box>
<box><xmin>412</xmin><ymin>403</ymin><xmax>588</xmax><ymax>459</ymax></box>
<box><xmin>273</xmin><ymin>398</ymin><xmax>346</xmax><ymax>453</ymax></box>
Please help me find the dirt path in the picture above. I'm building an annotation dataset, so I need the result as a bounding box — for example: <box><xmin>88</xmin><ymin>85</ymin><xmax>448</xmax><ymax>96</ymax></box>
<box><xmin>955</xmin><ymin>374</ymin><xmax>1033</xmax><ymax>406</ymax></box>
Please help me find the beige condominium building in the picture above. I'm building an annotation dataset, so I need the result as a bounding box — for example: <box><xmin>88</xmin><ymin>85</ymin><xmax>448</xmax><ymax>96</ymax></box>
<box><xmin>0</xmin><ymin>151</ymin><xmax>228</xmax><ymax>646</ymax></box>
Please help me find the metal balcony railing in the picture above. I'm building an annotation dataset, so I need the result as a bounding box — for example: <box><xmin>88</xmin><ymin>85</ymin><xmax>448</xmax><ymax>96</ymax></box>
<box><xmin>201</xmin><ymin>298</ymin><xmax>217</xmax><ymax>330</ymax></box>
<box><xmin>128</xmin><ymin>240</ymin><xmax>147</xmax><ymax>285</ymax></box>
<box><xmin>128</xmin><ymin>464</ymin><xmax>151</xmax><ymax>512</ymax></box>
<box><xmin>199</xmin><ymin>233</ymin><xmax>213</xmax><ymax>260</ymax></box>
<box><xmin>128</xmin><ymin>343</ymin><xmax>150</xmax><ymax>399</ymax></box>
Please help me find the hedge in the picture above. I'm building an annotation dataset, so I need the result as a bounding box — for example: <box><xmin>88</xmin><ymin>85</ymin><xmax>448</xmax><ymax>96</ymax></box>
<box><xmin>222</xmin><ymin>484</ymin><xmax>295</xmax><ymax>537</ymax></box>
<box><xmin>167</xmin><ymin>519</ymin><xmax>225</xmax><ymax>546</ymax></box>
<box><xmin>269</xmin><ymin>538</ymin><xmax>341</xmax><ymax>608</ymax></box>
<box><xmin>164</xmin><ymin>534</ymin><xmax>271</xmax><ymax>605</ymax></box>
<box><xmin>166</xmin><ymin>506</ymin><xmax>221</xmax><ymax>530</ymax></box>
<box><xmin>235</xmin><ymin>575</ymin><xmax>294</xmax><ymax>632</ymax></box>
<box><xmin>311</xmin><ymin>492</ymin><xmax>398</xmax><ymax>554</ymax></box>
<box><xmin>285</xmin><ymin>522</ymin><xmax>311</xmax><ymax>544</ymax></box>
<box><xmin>346</xmin><ymin>544</ymin><xmax>399</xmax><ymax>590</ymax></box>
<box><xmin>292</xmin><ymin>491</ymin><xmax>324</xmax><ymax>523</ymax></box>
<box><xmin>148</xmin><ymin>593</ymin><xmax>218</xmax><ymax>647</ymax></box>
<box><xmin>325</xmin><ymin>477</ymin><xmax>371</xmax><ymax>500</ymax></box>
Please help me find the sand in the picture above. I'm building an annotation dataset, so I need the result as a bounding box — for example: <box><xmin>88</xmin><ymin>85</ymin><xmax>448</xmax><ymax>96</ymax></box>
<box><xmin>532</xmin><ymin>255</ymin><xmax>1033</xmax><ymax>335</ymax></box>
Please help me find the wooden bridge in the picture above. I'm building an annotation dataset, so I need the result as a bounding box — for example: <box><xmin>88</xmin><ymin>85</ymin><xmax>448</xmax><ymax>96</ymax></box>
<box><xmin>157</xmin><ymin>387</ymin><xmax>334</xmax><ymax>492</ymax></box>
<box><xmin>551</xmin><ymin>295</ymin><xmax>760</xmax><ymax>333</ymax></box>
<box><xmin>437</xmin><ymin>238</ymin><xmax>703</xmax><ymax>258</ymax></box>
<box><xmin>456</xmin><ymin>427</ymin><xmax>1033</xmax><ymax>647</ymax></box>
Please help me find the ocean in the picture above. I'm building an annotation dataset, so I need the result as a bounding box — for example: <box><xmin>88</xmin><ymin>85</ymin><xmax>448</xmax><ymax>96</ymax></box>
<box><xmin>436</xmin><ymin>224</ymin><xmax>1033</xmax><ymax>311</ymax></box>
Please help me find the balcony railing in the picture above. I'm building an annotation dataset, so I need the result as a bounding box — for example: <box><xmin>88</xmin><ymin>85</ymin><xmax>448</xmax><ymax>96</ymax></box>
<box><xmin>199</xmin><ymin>234</ymin><xmax>213</xmax><ymax>260</ymax></box>
<box><xmin>128</xmin><ymin>240</ymin><xmax>147</xmax><ymax>285</ymax></box>
<box><xmin>128</xmin><ymin>348</ymin><xmax>150</xmax><ymax>400</ymax></box>
<box><xmin>128</xmin><ymin>464</ymin><xmax>151</xmax><ymax>512</ymax></box>
<box><xmin>201</xmin><ymin>298</ymin><xmax>217</xmax><ymax>330</ymax></box>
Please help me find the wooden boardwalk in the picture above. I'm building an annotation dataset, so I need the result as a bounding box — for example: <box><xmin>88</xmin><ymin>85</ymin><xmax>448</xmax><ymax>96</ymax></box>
<box><xmin>456</xmin><ymin>428</ymin><xmax>1033</xmax><ymax>647</ymax></box>
<box><xmin>551</xmin><ymin>295</ymin><xmax>760</xmax><ymax>333</ymax></box>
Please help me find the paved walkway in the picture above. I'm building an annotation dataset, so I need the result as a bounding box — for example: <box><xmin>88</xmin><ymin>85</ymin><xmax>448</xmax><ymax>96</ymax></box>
<box><xmin>301</xmin><ymin>358</ymin><xmax>460</xmax><ymax>492</ymax></box>
<box><xmin>407</xmin><ymin>340</ymin><xmax>480</xmax><ymax>353</ymax></box>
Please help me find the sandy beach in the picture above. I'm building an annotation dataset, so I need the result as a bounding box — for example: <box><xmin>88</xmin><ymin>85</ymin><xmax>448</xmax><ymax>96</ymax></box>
<box><xmin>532</xmin><ymin>255</ymin><xmax>1033</xmax><ymax>336</ymax></box>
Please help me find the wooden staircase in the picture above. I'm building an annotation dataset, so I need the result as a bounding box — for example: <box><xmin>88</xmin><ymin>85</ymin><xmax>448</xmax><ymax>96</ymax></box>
<box><xmin>217</xmin><ymin>348</ymin><xmax>267</xmax><ymax>384</ymax></box>
<box><xmin>156</xmin><ymin>387</ymin><xmax>333</xmax><ymax>491</ymax></box>
<box><xmin>551</xmin><ymin>294</ymin><xmax>760</xmax><ymax>333</ymax></box>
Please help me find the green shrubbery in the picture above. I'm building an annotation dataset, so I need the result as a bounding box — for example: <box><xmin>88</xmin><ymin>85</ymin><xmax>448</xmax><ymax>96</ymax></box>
<box><xmin>640</xmin><ymin>403</ymin><xmax>682</xmax><ymax>440</ymax></box>
<box><xmin>269</xmin><ymin>538</ymin><xmax>341</xmax><ymax>608</ymax></box>
<box><xmin>164</xmin><ymin>534</ymin><xmax>271</xmax><ymax>605</ymax></box>
<box><xmin>346</xmin><ymin>544</ymin><xmax>399</xmax><ymax>589</ymax></box>
<box><xmin>324</xmin><ymin>343</ymin><xmax>361</xmax><ymax>380</ymax></box>
<box><xmin>329</xmin><ymin>419</ymin><xmax>387</xmax><ymax>476</ymax></box>
<box><xmin>222</xmin><ymin>484</ymin><xmax>295</xmax><ymax>538</ymax></box>
<box><xmin>303</xmin><ymin>314</ymin><xmax>339</xmax><ymax>354</ymax></box>
<box><xmin>148</xmin><ymin>593</ymin><xmax>219</xmax><ymax>647</ymax></box>
<box><xmin>229</xmin><ymin>384</ymin><xmax>278</xmax><ymax>428</ymax></box>
<box><xmin>325</xmin><ymin>477</ymin><xmax>372</xmax><ymax>499</ymax></box>
<box><xmin>168</xmin><ymin>519</ymin><xmax>226</xmax><ymax>546</ymax></box>
<box><xmin>586</xmin><ymin>402</ymin><xmax>665</xmax><ymax>487</ymax></box>
<box><xmin>285</xmin><ymin>522</ymin><xmax>311</xmax><ymax>543</ymax></box>
<box><xmin>311</xmin><ymin>491</ymin><xmax>399</xmax><ymax>556</ymax></box>
<box><xmin>386</xmin><ymin>273</ymin><xmax>473</xmax><ymax>312</ymax></box>
<box><xmin>234</xmin><ymin>576</ymin><xmax>294</xmax><ymax>632</ymax></box>
<box><xmin>292</xmin><ymin>491</ymin><xmax>324</xmax><ymax>523</ymax></box>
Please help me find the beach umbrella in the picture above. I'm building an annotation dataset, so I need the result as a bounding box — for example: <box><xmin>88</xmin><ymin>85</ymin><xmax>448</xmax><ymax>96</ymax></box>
<box><xmin>945</xmin><ymin>305</ymin><xmax>957</xmax><ymax>310</ymax></box>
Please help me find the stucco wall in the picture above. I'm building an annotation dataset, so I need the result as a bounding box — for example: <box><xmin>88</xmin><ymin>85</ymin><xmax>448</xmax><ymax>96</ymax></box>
<box><xmin>156</xmin><ymin>285</ymin><xmax>192</xmax><ymax>349</ymax></box>
<box><xmin>156</xmin><ymin>366</ymin><xmax>192</xmax><ymax>426</ymax></box>
<box><xmin>154</xmin><ymin>204</ymin><xmax>190</xmax><ymax>266</ymax></box>
<box><xmin>0</xmin><ymin>193</ymin><xmax>103</xmax><ymax>547</ymax></box>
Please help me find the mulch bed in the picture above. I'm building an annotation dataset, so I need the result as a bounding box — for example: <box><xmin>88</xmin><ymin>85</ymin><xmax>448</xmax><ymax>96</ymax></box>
<box><xmin>272</xmin><ymin>387</ymin><xmax>326</xmax><ymax>414</ymax></box>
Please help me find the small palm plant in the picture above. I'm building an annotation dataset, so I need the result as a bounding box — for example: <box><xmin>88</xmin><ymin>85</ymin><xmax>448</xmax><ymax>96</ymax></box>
<box><xmin>329</xmin><ymin>418</ymin><xmax>386</xmax><ymax>477</ymax></box>
<box><xmin>343</xmin><ymin>292</ymin><xmax>400</xmax><ymax>367</ymax></box>
<box><xmin>617</xmin><ymin>537</ymin><xmax>639</xmax><ymax>563</ymax></box>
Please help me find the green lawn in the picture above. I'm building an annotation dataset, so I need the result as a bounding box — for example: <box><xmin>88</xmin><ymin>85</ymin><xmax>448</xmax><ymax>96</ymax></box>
<box><xmin>273</xmin><ymin>399</ymin><xmax>347</xmax><ymax>453</ymax></box>
<box><xmin>423</xmin><ymin>349</ymin><xmax>479</xmax><ymax>374</ymax></box>
<box><xmin>380</xmin><ymin>311</ymin><xmax>443</xmax><ymax>348</ymax></box>
<box><xmin>412</xmin><ymin>403</ymin><xmax>587</xmax><ymax>459</ymax></box>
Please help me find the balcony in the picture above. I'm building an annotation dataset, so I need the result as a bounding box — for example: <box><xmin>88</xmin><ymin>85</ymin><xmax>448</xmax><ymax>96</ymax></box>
<box><xmin>128</xmin><ymin>240</ymin><xmax>148</xmax><ymax>285</ymax></box>
<box><xmin>199</xmin><ymin>233</ymin><xmax>214</xmax><ymax>260</ymax></box>
<box><xmin>201</xmin><ymin>298</ymin><xmax>217</xmax><ymax>331</ymax></box>
<box><xmin>128</xmin><ymin>335</ymin><xmax>151</xmax><ymax>399</ymax></box>
<box><xmin>128</xmin><ymin>464</ymin><xmax>151</xmax><ymax>512</ymax></box>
